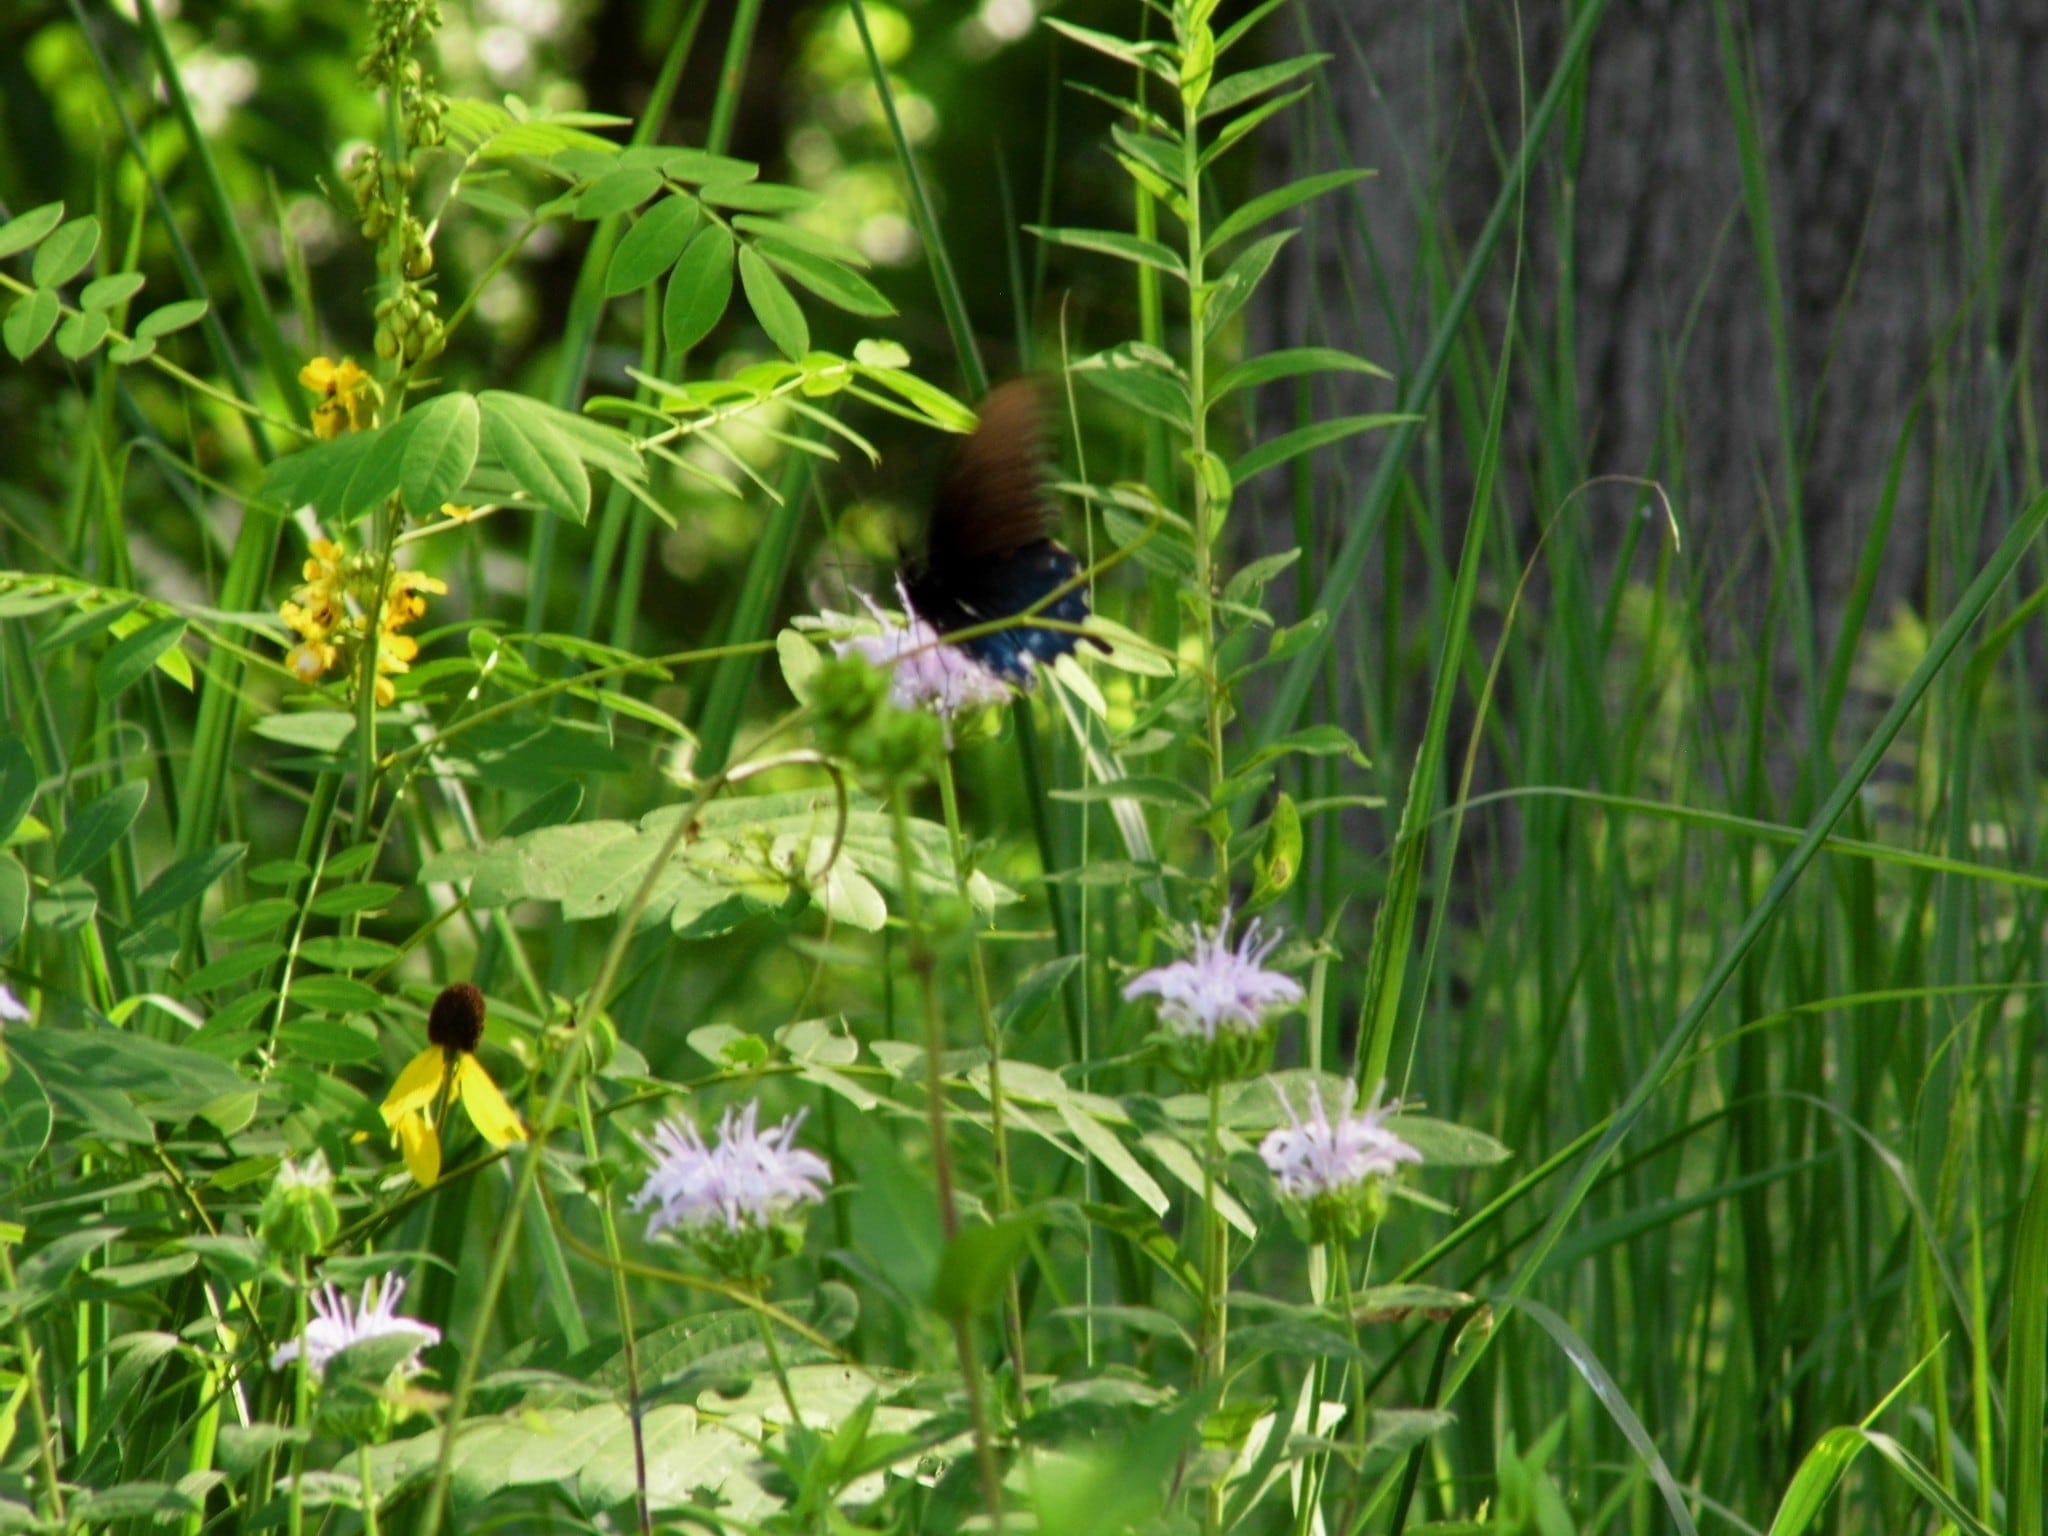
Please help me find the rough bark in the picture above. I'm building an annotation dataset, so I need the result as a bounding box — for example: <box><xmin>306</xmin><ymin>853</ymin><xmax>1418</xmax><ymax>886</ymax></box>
<box><xmin>1255</xmin><ymin>0</ymin><xmax>2048</xmax><ymax>646</ymax></box>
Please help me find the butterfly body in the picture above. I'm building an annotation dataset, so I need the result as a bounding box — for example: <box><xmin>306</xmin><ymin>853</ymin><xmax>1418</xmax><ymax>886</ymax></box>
<box><xmin>901</xmin><ymin>380</ymin><xmax>1101</xmax><ymax>684</ymax></box>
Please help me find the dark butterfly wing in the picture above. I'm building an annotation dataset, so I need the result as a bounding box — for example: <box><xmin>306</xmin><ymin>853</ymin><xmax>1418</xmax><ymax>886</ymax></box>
<box><xmin>902</xmin><ymin>380</ymin><xmax>1101</xmax><ymax>683</ymax></box>
<box><xmin>923</xmin><ymin>378</ymin><xmax>1060</xmax><ymax>568</ymax></box>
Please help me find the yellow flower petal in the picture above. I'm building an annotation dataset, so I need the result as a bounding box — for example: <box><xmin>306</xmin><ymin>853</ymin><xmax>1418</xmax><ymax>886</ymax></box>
<box><xmin>381</xmin><ymin>1046</ymin><xmax>446</xmax><ymax>1125</ymax></box>
<box><xmin>299</xmin><ymin>357</ymin><xmax>338</xmax><ymax>392</ymax></box>
<box><xmin>456</xmin><ymin>1054</ymin><xmax>526</xmax><ymax>1148</ymax></box>
<box><xmin>394</xmin><ymin>1109</ymin><xmax>441</xmax><ymax>1187</ymax></box>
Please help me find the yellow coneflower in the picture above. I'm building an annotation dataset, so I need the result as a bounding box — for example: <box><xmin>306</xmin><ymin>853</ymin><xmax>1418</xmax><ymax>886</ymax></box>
<box><xmin>379</xmin><ymin>982</ymin><xmax>526</xmax><ymax>1187</ymax></box>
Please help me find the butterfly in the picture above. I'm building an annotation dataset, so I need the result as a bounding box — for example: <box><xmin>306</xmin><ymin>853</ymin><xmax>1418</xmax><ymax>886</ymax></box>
<box><xmin>901</xmin><ymin>379</ymin><xmax>1105</xmax><ymax>683</ymax></box>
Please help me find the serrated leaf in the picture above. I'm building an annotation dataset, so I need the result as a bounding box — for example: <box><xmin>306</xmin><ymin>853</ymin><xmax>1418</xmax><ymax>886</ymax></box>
<box><xmin>4</xmin><ymin>289</ymin><xmax>59</xmax><ymax>360</ymax></box>
<box><xmin>1205</xmin><ymin>169</ymin><xmax>1373</xmax><ymax>255</ymax></box>
<box><xmin>79</xmin><ymin>272</ymin><xmax>145</xmax><ymax>311</ymax></box>
<box><xmin>31</xmin><ymin>216</ymin><xmax>99</xmax><ymax>287</ymax></box>
<box><xmin>663</xmin><ymin>222</ymin><xmax>735</xmax><ymax>353</ymax></box>
<box><xmin>604</xmin><ymin>193</ymin><xmax>701</xmax><ymax>296</ymax></box>
<box><xmin>1234</xmin><ymin>414</ymin><xmax>1412</xmax><ymax>480</ymax></box>
<box><xmin>0</xmin><ymin>201</ymin><xmax>64</xmax><ymax>260</ymax></box>
<box><xmin>134</xmin><ymin>299</ymin><xmax>208</xmax><ymax>341</ymax></box>
<box><xmin>396</xmin><ymin>392</ymin><xmax>480</xmax><ymax>516</ymax></box>
<box><xmin>737</xmin><ymin>244</ymin><xmax>807</xmax><ymax>359</ymax></box>
<box><xmin>96</xmin><ymin>615</ymin><xmax>187</xmax><ymax>699</ymax></box>
<box><xmin>54</xmin><ymin>780</ymin><xmax>148</xmax><ymax>881</ymax></box>
<box><xmin>754</xmin><ymin>240</ymin><xmax>894</xmax><ymax>317</ymax></box>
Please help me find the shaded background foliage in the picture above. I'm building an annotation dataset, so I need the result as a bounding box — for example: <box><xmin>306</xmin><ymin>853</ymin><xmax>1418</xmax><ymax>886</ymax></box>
<box><xmin>5</xmin><ymin>0</ymin><xmax>2048</xmax><ymax>1529</ymax></box>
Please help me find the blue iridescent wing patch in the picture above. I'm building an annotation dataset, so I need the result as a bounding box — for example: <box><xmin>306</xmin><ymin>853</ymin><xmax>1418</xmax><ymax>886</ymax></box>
<box><xmin>901</xmin><ymin>380</ymin><xmax>1104</xmax><ymax>685</ymax></box>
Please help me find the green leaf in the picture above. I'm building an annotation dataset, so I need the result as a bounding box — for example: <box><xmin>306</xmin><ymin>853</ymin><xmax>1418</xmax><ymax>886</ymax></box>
<box><xmin>1199</xmin><ymin>87</ymin><xmax>1312</xmax><ymax>172</ymax></box>
<box><xmin>698</xmin><ymin>179</ymin><xmax>817</xmax><ymax>214</ymax></box>
<box><xmin>1039</xmin><ymin>18</ymin><xmax>1175</xmax><ymax>80</ymax></box>
<box><xmin>95</xmin><ymin>616</ymin><xmax>188</xmax><ymax>699</ymax></box>
<box><xmin>932</xmin><ymin>1216</ymin><xmax>1038</xmax><ymax>1321</ymax></box>
<box><xmin>0</xmin><ymin>737</ymin><xmax>37</xmax><ymax>843</ymax></box>
<box><xmin>131</xmin><ymin>843</ymin><xmax>246</xmax><ymax>927</ymax></box>
<box><xmin>79</xmin><ymin>272</ymin><xmax>145</xmax><ymax>312</ymax></box>
<box><xmin>306</xmin><ymin>882</ymin><xmax>400</xmax><ymax>916</ymax></box>
<box><xmin>1075</xmin><ymin>344</ymin><xmax>1192</xmax><ymax>432</ymax></box>
<box><xmin>737</xmin><ymin>244</ymin><xmax>808</xmax><ymax>359</ymax></box>
<box><xmin>4</xmin><ymin>289</ymin><xmax>59</xmax><ymax>360</ymax></box>
<box><xmin>31</xmin><ymin>215</ymin><xmax>100</xmax><ymax>287</ymax></box>
<box><xmin>1027</xmin><ymin>225</ymin><xmax>1186</xmax><ymax>279</ymax></box>
<box><xmin>659</xmin><ymin>147</ymin><xmax>758</xmax><ymax>183</ymax></box>
<box><xmin>754</xmin><ymin>240</ymin><xmax>894</xmax><ymax>317</ymax></box>
<box><xmin>479</xmin><ymin>392</ymin><xmax>591</xmax><ymax>522</ymax></box>
<box><xmin>34</xmin><ymin>597</ymin><xmax>140</xmax><ymax>655</ymax></box>
<box><xmin>663</xmin><ymin>223</ymin><xmax>736</xmax><ymax>353</ymax></box>
<box><xmin>1203</xmin><ymin>230</ymin><xmax>1291</xmax><ymax>340</ymax></box>
<box><xmin>1050</xmin><ymin>776</ymin><xmax>1207</xmax><ymax>811</ymax></box>
<box><xmin>1233</xmin><ymin>413</ymin><xmax>1412</xmax><ymax>481</ymax></box>
<box><xmin>1199</xmin><ymin>53</ymin><xmax>1330</xmax><ymax>119</ymax></box>
<box><xmin>54</xmin><ymin>780</ymin><xmax>148</xmax><ymax>880</ymax></box>
<box><xmin>1209</xmin><ymin>345</ymin><xmax>1388</xmax><ymax>402</ymax></box>
<box><xmin>0</xmin><ymin>854</ymin><xmax>26</xmax><ymax>952</ymax></box>
<box><xmin>133</xmin><ymin>299</ymin><xmax>208</xmax><ymax>341</ymax></box>
<box><xmin>251</xmin><ymin>712</ymin><xmax>355</xmax><ymax>752</ymax></box>
<box><xmin>396</xmin><ymin>392</ymin><xmax>480</xmax><ymax>516</ymax></box>
<box><xmin>289</xmin><ymin>974</ymin><xmax>384</xmax><ymax>1012</ymax></box>
<box><xmin>0</xmin><ymin>201</ymin><xmax>64</xmax><ymax>260</ymax></box>
<box><xmin>604</xmin><ymin>193</ymin><xmax>701</xmax><ymax>296</ymax></box>
<box><xmin>109</xmin><ymin>335</ymin><xmax>156</xmax><ymax>365</ymax></box>
<box><xmin>295</xmin><ymin>935</ymin><xmax>401</xmax><ymax>971</ymax></box>
<box><xmin>572</xmin><ymin>164</ymin><xmax>662</xmax><ymax>219</ymax></box>
<box><xmin>63</xmin><ymin>304</ymin><xmax>123</xmax><ymax>359</ymax></box>
<box><xmin>1205</xmin><ymin>169</ymin><xmax>1373</xmax><ymax>255</ymax></box>
<box><xmin>730</xmin><ymin>215</ymin><xmax>867</xmax><ymax>267</ymax></box>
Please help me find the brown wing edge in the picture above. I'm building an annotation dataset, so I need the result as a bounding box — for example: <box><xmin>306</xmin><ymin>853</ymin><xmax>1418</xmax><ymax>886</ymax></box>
<box><xmin>924</xmin><ymin>377</ymin><xmax>1059</xmax><ymax>566</ymax></box>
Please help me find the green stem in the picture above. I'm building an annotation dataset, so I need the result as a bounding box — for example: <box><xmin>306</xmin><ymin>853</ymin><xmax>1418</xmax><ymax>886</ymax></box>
<box><xmin>937</xmin><ymin>755</ymin><xmax>1029</xmax><ymax>1387</ymax></box>
<box><xmin>753</xmin><ymin>1278</ymin><xmax>803</xmax><ymax>1431</ymax></box>
<box><xmin>357</xmin><ymin>1443</ymin><xmax>381</xmax><ymax>1536</ymax></box>
<box><xmin>1178</xmin><ymin>60</ymin><xmax>1228</xmax><ymax>906</ymax></box>
<box><xmin>0</xmin><ymin>1246</ymin><xmax>66</xmax><ymax>1525</ymax></box>
<box><xmin>577</xmin><ymin>1080</ymin><xmax>654</xmax><ymax>1536</ymax></box>
<box><xmin>287</xmin><ymin>1273</ymin><xmax>309</xmax><ymax>1536</ymax></box>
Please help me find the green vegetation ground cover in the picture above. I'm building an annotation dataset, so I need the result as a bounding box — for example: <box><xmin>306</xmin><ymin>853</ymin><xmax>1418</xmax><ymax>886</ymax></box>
<box><xmin>0</xmin><ymin>2</ymin><xmax>2044</xmax><ymax>1534</ymax></box>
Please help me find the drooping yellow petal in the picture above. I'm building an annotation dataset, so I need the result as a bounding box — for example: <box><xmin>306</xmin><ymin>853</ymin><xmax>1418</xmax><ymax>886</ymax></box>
<box><xmin>455</xmin><ymin>1054</ymin><xmax>526</xmax><ymax>1148</ymax></box>
<box><xmin>393</xmin><ymin>1109</ymin><xmax>441</xmax><ymax>1187</ymax></box>
<box><xmin>381</xmin><ymin>1046</ymin><xmax>447</xmax><ymax>1126</ymax></box>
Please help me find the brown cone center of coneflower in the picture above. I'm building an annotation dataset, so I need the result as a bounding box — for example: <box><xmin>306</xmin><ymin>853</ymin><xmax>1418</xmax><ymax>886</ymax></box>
<box><xmin>427</xmin><ymin>982</ymin><xmax>486</xmax><ymax>1055</ymax></box>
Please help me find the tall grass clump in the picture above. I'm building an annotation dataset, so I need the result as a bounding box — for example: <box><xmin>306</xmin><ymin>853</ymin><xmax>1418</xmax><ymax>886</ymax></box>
<box><xmin>2</xmin><ymin>1</ymin><xmax>2046</xmax><ymax>1534</ymax></box>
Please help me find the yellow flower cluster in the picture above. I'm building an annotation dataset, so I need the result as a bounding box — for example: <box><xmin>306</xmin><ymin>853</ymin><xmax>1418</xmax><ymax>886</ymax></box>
<box><xmin>280</xmin><ymin>537</ymin><xmax>447</xmax><ymax>706</ymax></box>
<box><xmin>299</xmin><ymin>356</ymin><xmax>377</xmax><ymax>440</ymax></box>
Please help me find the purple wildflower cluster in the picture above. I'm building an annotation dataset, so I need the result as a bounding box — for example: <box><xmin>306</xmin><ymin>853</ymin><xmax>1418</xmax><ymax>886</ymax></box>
<box><xmin>631</xmin><ymin>1102</ymin><xmax>831</xmax><ymax>1248</ymax></box>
